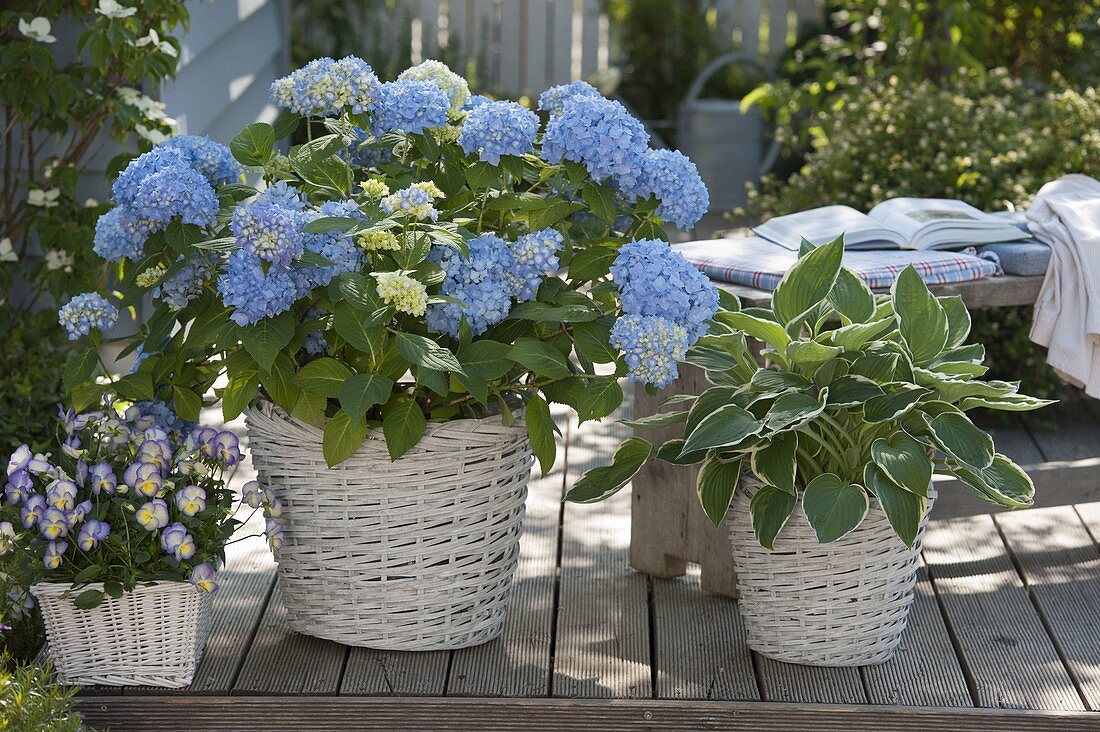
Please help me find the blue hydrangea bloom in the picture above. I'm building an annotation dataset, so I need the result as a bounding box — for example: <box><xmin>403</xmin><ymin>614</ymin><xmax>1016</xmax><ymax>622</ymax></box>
<box><xmin>58</xmin><ymin>293</ymin><xmax>118</xmax><ymax>340</ymax></box>
<box><xmin>344</xmin><ymin>125</ymin><xmax>391</xmax><ymax>168</ymax></box>
<box><xmin>426</xmin><ymin>235</ymin><xmax>515</xmax><ymax>338</ymax></box>
<box><xmin>134</xmin><ymin>400</ymin><xmax>191</xmax><ymax>434</ymax></box>
<box><xmin>231</xmin><ymin>201</ymin><xmax>304</xmax><ymax>267</ymax></box>
<box><xmin>610</xmin><ymin>314</ymin><xmax>689</xmax><ymax>388</ymax></box>
<box><xmin>398</xmin><ymin>60</ymin><xmax>470</xmax><ymax>117</ymax></box>
<box><xmin>610</xmin><ymin>239</ymin><xmax>718</xmax><ymax>343</ymax></box>
<box><xmin>541</xmin><ymin>95</ymin><xmax>650</xmax><ymax>189</ymax></box>
<box><xmin>538</xmin><ymin>80</ymin><xmax>602</xmax><ymax>116</ymax></box>
<box><xmin>159</xmin><ymin>135</ymin><xmax>242</xmax><ymax>186</ymax></box>
<box><xmin>93</xmin><ymin>206</ymin><xmax>155</xmax><ymax>262</ymax></box>
<box><xmin>465</xmin><ymin>94</ymin><xmax>493</xmax><ymax>110</ymax></box>
<box><xmin>255</xmin><ymin>181</ymin><xmax>306</xmax><ymax>211</ymax></box>
<box><xmin>154</xmin><ymin>258</ymin><xmax>210</xmax><ymax>310</ymax></box>
<box><xmin>218</xmin><ymin>249</ymin><xmax>302</xmax><ymax>326</ymax></box>
<box><xmin>624</xmin><ymin>149</ymin><xmax>709</xmax><ymax>230</ymax></box>
<box><xmin>459</xmin><ymin>100</ymin><xmax>539</xmax><ymax>165</ymax></box>
<box><xmin>297</xmin><ymin>200</ymin><xmax>366</xmax><ymax>288</ymax></box>
<box><xmin>129</xmin><ymin>165</ymin><xmax>219</xmax><ymax>227</ymax></box>
<box><xmin>371</xmin><ymin>79</ymin><xmax>450</xmax><ymax>135</ymax></box>
<box><xmin>508</xmin><ymin>228</ymin><xmax>563</xmax><ymax>301</ymax></box>
<box><xmin>269</xmin><ymin>56</ymin><xmax>380</xmax><ymax>116</ymax></box>
<box><xmin>112</xmin><ymin>147</ymin><xmax>190</xmax><ymax>208</ymax></box>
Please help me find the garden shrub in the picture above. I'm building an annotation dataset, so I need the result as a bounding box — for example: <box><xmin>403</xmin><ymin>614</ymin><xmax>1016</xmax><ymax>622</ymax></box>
<box><xmin>0</xmin><ymin>653</ymin><xmax>85</xmax><ymax>732</ymax></box>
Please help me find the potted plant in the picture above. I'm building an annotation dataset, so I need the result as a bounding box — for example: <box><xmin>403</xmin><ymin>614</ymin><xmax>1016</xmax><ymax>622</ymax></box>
<box><xmin>0</xmin><ymin>403</ymin><xmax>243</xmax><ymax>687</ymax></box>
<box><xmin>59</xmin><ymin>60</ymin><xmax>717</xmax><ymax>650</ymax></box>
<box><xmin>568</xmin><ymin>236</ymin><xmax>1051</xmax><ymax>666</ymax></box>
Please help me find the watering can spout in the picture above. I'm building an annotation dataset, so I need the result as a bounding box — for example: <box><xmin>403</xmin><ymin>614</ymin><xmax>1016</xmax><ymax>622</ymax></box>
<box><xmin>677</xmin><ymin>53</ymin><xmax>782</xmax><ymax>214</ymax></box>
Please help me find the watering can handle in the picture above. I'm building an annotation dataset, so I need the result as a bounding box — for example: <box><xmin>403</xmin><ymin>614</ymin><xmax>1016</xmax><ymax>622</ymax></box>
<box><xmin>682</xmin><ymin>53</ymin><xmax>782</xmax><ymax>177</ymax></box>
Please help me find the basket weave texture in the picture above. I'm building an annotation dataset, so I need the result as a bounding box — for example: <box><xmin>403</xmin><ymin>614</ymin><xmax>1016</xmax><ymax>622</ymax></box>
<box><xmin>245</xmin><ymin>401</ymin><xmax>533</xmax><ymax>650</ymax></box>
<box><xmin>31</xmin><ymin>581</ymin><xmax>212</xmax><ymax>687</ymax></box>
<box><xmin>727</xmin><ymin>475</ymin><xmax>937</xmax><ymax>666</ymax></box>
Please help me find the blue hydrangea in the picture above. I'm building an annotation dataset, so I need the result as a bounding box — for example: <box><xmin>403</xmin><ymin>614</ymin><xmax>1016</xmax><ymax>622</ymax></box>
<box><xmin>610</xmin><ymin>314</ymin><xmax>689</xmax><ymax>388</ymax></box>
<box><xmin>426</xmin><ymin>235</ymin><xmax>515</xmax><ymax>338</ymax></box>
<box><xmin>128</xmin><ymin>165</ymin><xmax>219</xmax><ymax>228</ymax></box>
<box><xmin>231</xmin><ymin>201</ymin><xmax>304</xmax><ymax>267</ymax></box>
<box><xmin>154</xmin><ymin>258</ymin><xmax>210</xmax><ymax>310</ymax></box>
<box><xmin>610</xmin><ymin>239</ymin><xmax>718</xmax><ymax>343</ymax></box>
<box><xmin>93</xmin><ymin>206</ymin><xmax>156</xmax><ymax>262</ymax></box>
<box><xmin>508</xmin><ymin>228</ymin><xmax>563</xmax><ymax>301</ymax></box>
<box><xmin>112</xmin><ymin>147</ymin><xmax>189</xmax><ymax>208</ymax></box>
<box><xmin>134</xmin><ymin>400</ymin><xmax>191</xmax><ymax>434</ymax></box>
<box><xmin>459</xmin><ymin>100</ymin><xmax>539</xmax><ymax>165</ymax></box>
<box><xmin>538</xmin><ymin>80</ymin><xmax>602</xmax><ymax>116</ymax></box>
<box><xmin>269</xmin><ymin>56</ymin><xmax>380</xmax><ymax>116</ymax></box>
<box><xmin>297</xmin><ymin>200</ymin><xmax>366</xmax><ymax>288</ymax></box>
<box><xmin>624</xmin><ymin>149</ymin><xmax>709</xmax><ymax>230</ymax></box>
<box><xmin>465</xmin><ymin>94</ymin><xmax>493</xmax><ymax>110</ymax></box>
<box><xmin>381</xmin><ymin>182</ymin><xmax>441</xmax><ymax>221</ymax></box>
<box><xmin>58</xmin><ymin>293</ymin><xmax>118</xmax><ymax>340</ymax></box>
<box><xmin>344</xmin><ymin>126</ymin><xmax>391</xmax><ymax>168</ymax></box>
<box><xmin>218</xmin><ymin>249</ymin><xmax>302</xmax><ymax>326</ymax></box>
<box><xmin>159</xmin><ymin>135</ymin><xmax>242</xmax><ymax>186</ymax></box>
<box><xmin>398</xmin><ymin>60</ymin><xmax>470</xmax><ymax>117</ymax></box>
<box><xmin>371</xmin><ymin>79</ymin><xmax>450</xmax><ymax>135</ymax></box>
<box><xmin>541</xmin><ymin>95</ymin><xmax>650</xmax><ymax>189</ymax></box>
<box><xmin>255</xmin><ymin>181</ymin><xmax>306</xmax><ymax>211</ymax></box>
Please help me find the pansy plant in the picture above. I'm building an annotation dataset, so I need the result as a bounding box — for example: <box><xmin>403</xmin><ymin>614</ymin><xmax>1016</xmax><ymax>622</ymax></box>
<box><xmin>0</xmin><ymin>403</ymin><xmax>249</xmax><ymax>608</ymax></box>
<box><xmin>58</xmin><ymin>58</ymin><xmax>718</xmax><ymax>470</ymax></box>
<box><xmin>567</xmin><ymin>236</ymin><xmax>1052</xmax><ymax>548</ymax></box>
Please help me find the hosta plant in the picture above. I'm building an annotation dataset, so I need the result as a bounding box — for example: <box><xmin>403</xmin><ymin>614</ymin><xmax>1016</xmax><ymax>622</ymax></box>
<box><xmin>567</xmin><ymin>236</ymin><xmax>1052</xmax><ymax>548</ymax></box>
<box><xmin>57</xmin><ymin>59</ymin><xmax>717</xmax><ymax>470</ymax></box>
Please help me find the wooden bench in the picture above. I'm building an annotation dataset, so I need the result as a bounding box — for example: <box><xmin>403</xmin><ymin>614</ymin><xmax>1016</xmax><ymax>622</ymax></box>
<box><xmin>629</xmin><ymin>274</ymin><xmax>1100</xmax><ymax>596</ymax></box>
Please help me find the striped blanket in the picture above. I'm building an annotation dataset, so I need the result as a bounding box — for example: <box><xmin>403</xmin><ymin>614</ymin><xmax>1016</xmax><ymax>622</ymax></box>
<box><xmin>675</xmin><ymin>237</ymin><xmax>1003</xmax><ymax>291</ymax></box>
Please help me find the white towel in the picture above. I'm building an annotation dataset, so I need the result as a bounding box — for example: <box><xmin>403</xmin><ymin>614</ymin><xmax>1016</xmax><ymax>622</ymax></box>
<box><xmin>1027</xmin><ymin>174</ymin><xmax>1100</xmax><ymax>396</ymax></box>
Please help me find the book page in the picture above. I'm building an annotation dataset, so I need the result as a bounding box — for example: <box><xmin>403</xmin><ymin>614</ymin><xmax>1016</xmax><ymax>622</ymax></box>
<box><xmin>753</xmin><ymin>205</ymin><xmax>903</xmax><ymax>249</ymax></box>
<box><xmin>868</xmin><ymin>198</ymin><xmax>987</xmax><ymax>241</ymax></box>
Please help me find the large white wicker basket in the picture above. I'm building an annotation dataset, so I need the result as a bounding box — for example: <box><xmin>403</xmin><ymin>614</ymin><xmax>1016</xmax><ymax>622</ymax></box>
<box><xmin>245</xmin><ymin>401</ymin><xmax>533</xmax><ymax>650</ymax></box>
<box><xmin>727</xmin><ymin>476</ymin><xmax>936</xmax><ymax>666</ymax></box>
<box><xmin>31</xmin><ymin>580</ymin><xmax>212</xmax><ymax>687</ymax></box>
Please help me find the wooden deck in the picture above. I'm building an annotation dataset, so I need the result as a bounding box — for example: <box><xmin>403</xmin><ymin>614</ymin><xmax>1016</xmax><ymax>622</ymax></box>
<box><xmin>74</xmin><ymin>399</ymin><xmax>1100</xmax><ymax>731</ymax></box>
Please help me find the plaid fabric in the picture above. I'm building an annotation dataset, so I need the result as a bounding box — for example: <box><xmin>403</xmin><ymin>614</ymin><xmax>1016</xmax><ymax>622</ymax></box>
<box><xmin>675</xmin><ymin>237</ymin><xmax>1003</xmax><ymax>291</ymax></box>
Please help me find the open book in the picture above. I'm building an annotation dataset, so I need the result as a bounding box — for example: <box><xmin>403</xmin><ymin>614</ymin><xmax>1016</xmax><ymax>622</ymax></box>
<box><xmin>753</xmin><ymin>199</ymin><xmax>1030</xmax><ymax>251</ymax></box>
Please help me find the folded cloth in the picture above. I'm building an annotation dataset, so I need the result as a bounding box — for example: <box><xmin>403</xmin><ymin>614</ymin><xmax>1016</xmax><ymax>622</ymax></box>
<box><xmin>1026</xmin><ymin>174</ymin><xmax>1100</xmax><ymax>397</ymax></box>
<box><xmin>675</xmin><ymin>236</ymin><xmax>1002</xmax><ymax>291</ymax></box>
<box><xmin>979</xmin><ymin>240</ymin><xmax>1051</xmax><ymax>277</ymax></box>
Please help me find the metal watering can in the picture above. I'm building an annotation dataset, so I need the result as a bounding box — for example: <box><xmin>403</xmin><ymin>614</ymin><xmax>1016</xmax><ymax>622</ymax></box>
<box><xmin>678</xmin><ymin>54</ymin><xmax>782</xmax><ymax>212</ymax></box>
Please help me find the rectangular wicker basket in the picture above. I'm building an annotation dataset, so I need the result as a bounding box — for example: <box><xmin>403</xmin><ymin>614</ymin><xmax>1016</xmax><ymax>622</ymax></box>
<box><xmin>31</xmin><ymin>580</ymin><xmax>213</xmax><ymax>688</ymax></box>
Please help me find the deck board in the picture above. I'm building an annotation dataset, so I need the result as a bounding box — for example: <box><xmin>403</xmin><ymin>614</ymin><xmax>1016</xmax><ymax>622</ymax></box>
<box><xmin>922</xmin><ymin>514</ymin><xmax>1085</xmax><ymax>710</ymax></box>
<box><xmin>996</xmin><ymin>506</ymin><xmax>1100</xmax><ymax>710</ymax></box>
<box><xmin>552</xmin><ymin>411</ymin><xmax>652</xmax><ymax>699</ymax></box>
<box><xmin>340</xmin><ymin>649</ymin><xmax>450</xmax><ymax>696</ymax></box>
<box><xmin>754</xmin><ymin>657</ymin><xmax>867</xmax><ymax>704</ymax></box>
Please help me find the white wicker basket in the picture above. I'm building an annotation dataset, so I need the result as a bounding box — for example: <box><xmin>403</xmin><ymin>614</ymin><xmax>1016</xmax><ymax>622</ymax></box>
<box><xmin>31</xmin><ymin>580</ymin><xmax>212</xmax><ymax>687</ymax></box>
<box><xmin>727</xmin><ymin>476</ymin><xmax>937</xmax><ymax>666</ymax></box>
<box><xmin>245</xmin><ymin>401</ymin><xmax>533</xmax><ymax>650</ymax></box>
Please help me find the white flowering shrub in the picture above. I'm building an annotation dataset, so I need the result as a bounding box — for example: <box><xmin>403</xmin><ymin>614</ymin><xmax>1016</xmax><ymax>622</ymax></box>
<box><xmin>61</xmin><ymin>59</ymin><xmax>720</xmax><ymax>472</ymax></box>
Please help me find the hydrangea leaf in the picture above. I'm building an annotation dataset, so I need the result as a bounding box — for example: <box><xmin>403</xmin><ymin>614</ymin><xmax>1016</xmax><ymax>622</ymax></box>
<box><xmin>525</xmin><ymin>393</ymin><xmax>557</xmax><ymax>477</ymax></box>
<box><xmin>323</xmin><ymin>409</ymin><xmax>368</xmax><ymax>467</ymax></box>
<box><xmin>381</xmin><ymin>399</ymin><xmax>427</xmax><ymax>462</ymax></box>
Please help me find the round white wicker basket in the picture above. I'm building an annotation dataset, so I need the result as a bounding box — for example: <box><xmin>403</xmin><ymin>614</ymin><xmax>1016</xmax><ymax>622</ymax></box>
<box><xmin>31</xmin><ymin>580</ymin><xmax>212</xmax><ymax>687</ymax></box>
<box><xmin>727</xmin><ymin>476</ymin><xmax>936</xmax><ymax>666</ymax></box>
<box><xmin>245</xmin><ymin>401</ymin><xmax>533</xmax><ymax>650</ymax></box>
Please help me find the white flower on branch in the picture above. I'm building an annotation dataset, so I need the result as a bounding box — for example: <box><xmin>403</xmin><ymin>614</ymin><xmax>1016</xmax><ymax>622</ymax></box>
<box><xmin>134</xmin><ymin>28</ymin><xmax>177</xmax><ymax>58</ymax></box>
<box><xmin>27</xmin><ymin>188</ymin><xmax>60</xmax><ymax>208</ymax></box>
<box><xmin>18</xmin><ymin>17</ymin><xmax>56</xmax><ymax>44</ymax></box>
<box><xmin>96</xmin><ymin>0</ymin><xmax>137</xmax><ymax>19</ymax></box>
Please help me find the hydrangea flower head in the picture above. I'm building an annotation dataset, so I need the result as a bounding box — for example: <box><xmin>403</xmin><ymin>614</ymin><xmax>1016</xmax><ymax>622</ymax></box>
<box><xmin>298</xmin><ymin>200</ymin><xmax>366</xmax><ymax>288</ymax></box>
<box><xmin>132</xmin><ymin>400</ymin><xmax>191</xmax><ymax>434</ymax></box>
<box><xmin>270</xmin><ymin>56</ymin><xmax>379</xmax><ymax>116</ymax></box>
<box><xmin>159</xmin><ymin>135</ymin><xmax>242</xmax><ymax>186</ymax></box>
<box><xmin>358</xmin><ymin>230</ymin><xmax>400</xmax><ymax>252</ymax></box>
<box><xmin>459</xmin><ymin>100</ymin><xmax>539</xmax><ymax>165</ymax></box>
<box><xmin>538</xmin><ymin>80</ymin><xmax>602</xmax><ymax>116</ymax></box>
<box><xmin>371</xmin><ymin>79</ymin><xmax>450</xmax><ymax>135</ymax></box>
<box><xmin>154</xmin><ymin>258</ymin><xmax>210</xmax><ymax>310</ymax></box>
<box><xmin>359</xmin><ymin>178</ymin><xmax>390</xmax><ymax>200</ymax></box>
<box><xmin>231</xmin><ymin>201</ymin><xmax>304</xmax><ymax>267</ymax></box>
<box><xmin>93</xmin><ymin>206</ymin><xmax>156</xmax><ymax>262</ymax></box>
<box><xmin>426</xmin><ymin>235</ymin><xmax>515</xmax><ymax>338</ymax></box>
<box><xmin>375</xmin><ymin>271</ymin><xmax>429</xmax><ymax>316</ymax></box>
<box><xmin>58</xmin><ymin>292</ymin><xmax>118</xmax><ymax>340</ymax></box>
<box><xmin>255</xmin><ymin>181</ymin><xmax>306</xmax><ymax>211</ymax></box>
<box><xmin>508</xmin><ymin>228</ymin><xmax>563</xmax><ymax>301</ymax></box>
<box><xmin>218</xmin><ymin>249</ymin><xmax>302</xmax><ymax>326</ymax></box>
<box><xmin>611</xmin><ymin>314</ymin><xmax>689</xmax><ymax>388</ymax></box>
<box><xmin>398</xmin><ymin>60</ymin><xmax>470</xmax><ymax>117</ymax></box>
<box><xmin>112</xmin><ymin>146</ymin><xmax>189</xmax><ymax>208</ymax></box>
<box><xmin>610</xmin><ymin>239</ymin><xmax>718</xmax><ymax>342</ymax></box>
<box><xmin>625</xmin><ymin>149</ymin><xmax>709</xmax><ymax>230</ymax></box>
<box><xmin>382</xmin><ymin>182</ymin><xmax>443</xmax><ymax>221</ymax></box>
<box><xmin>541</xmin><ymin>95</ymin><xmax>650</xmax><ymax>189</ymax></box>
<box><xmin>132</xmin><ymin>165</ymin><xmax>219</xmax><ymax>227</ymax></box>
